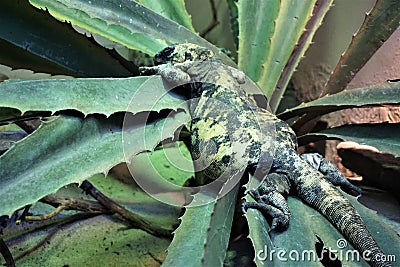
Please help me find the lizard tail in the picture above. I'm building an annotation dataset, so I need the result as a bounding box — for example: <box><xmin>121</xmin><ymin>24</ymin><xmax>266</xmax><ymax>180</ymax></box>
<box><xmin>295</xmin><ymin>172</ymin><xmax>391</xmax><ymax>267</ymax></box>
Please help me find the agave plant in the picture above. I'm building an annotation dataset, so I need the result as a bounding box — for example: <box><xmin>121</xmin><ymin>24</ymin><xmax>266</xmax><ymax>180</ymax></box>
<box><xmin>0</xmin><ymin>0</ymin><xmax>399</xmax><ymax>266</ymax></box>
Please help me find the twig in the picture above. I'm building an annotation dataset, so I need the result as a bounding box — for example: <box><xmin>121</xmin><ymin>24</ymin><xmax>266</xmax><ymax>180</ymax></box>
<box><xmin>0</xmin><ymin>238</ymin><xmax>15</xmax><ymax>267</ymax></box>
<box><xmin>80</xmin><ymin>181</ymin><xmax>170</xmax><ymax>237</ymax></box>
<box><xmin>23</xmin><ymin>206</ymin><xmax>66</xmax><ymax>221</ymax></box>
<box><xmin>3</xmin><ymin>213</ymin><xmax>96</xmax><ymax>240</ymax></box>
<box><xmin>21</xmin><ymin>195</ymin><xmax>111</xmax><ymax>222</ymax></box>
<box><xmin>13</xmin><ymin>228</ymin><xmax>58</xmax><ymax>261</ymax></box>
<box><xmin>16</xmin><ymin>205</ymin><xmax>32</xmax><ymax>223</ymax></box>
<box><xmin>41</xmin><ymin>195</ymin><xmax>111</xmax><ymax>214</ymax></box>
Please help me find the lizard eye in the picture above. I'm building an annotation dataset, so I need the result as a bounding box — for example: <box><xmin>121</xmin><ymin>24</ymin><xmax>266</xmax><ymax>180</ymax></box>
<box><xmin>154</xmin><ymin>46</ymin><xmax>176</xmax><ymax>65</ymax></box>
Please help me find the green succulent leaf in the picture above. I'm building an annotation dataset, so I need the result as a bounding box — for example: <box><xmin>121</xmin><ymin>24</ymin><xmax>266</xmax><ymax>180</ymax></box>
<box><xmin>279</xmin><ymin>81</ymin><xmax>400</xmax><ymax>121</ymax></box>
<box><xmin>129</xmin><ymin>141</ymin><xmax>194</xmax><ymax>188</ymax></box>
<box><xmin>163</xmin><ymin>183</ymin><xmax>239</xmax><ymax>266</ymax></box>
<box><xmin>323</xmin><ymin>0</ymin><xmax>400</xmax><ymax>95</ymax></box>
<box><xmin>0</xmin><ymin>76</ymin><xmax>185</xmax><ymax>119</ymax></box>
<box><xmin>88</xmin><ymin>173</ymin><xmax>182</xmax><ymax>234</ymax></box>
<box><xmin>226</xmin><ymin>0</ymin><xmax>239</xmax><ymax>47</ymax></box>
<box><xmin>28</xmin><ymin>0</ymin><xmax>164</xmax><ymax>55</ymax></box>
<box><xmin>0</xmin><ymin>64</ymin><xmax>72</xmax><ymax>81</ymax></box>
<box><xmin>5</xmin><ymin>215</ymin><xmax>169</xmax><ymax>266</ymax></box>
<box><xmin>245</xmin><ymin>173</ymin><xmax>400</xmax><ymax>266</ymax></box>
<box><xmin>135</xmin><ymin>0</ymin><xmax>195</xmax><ymax>32</ymax></box>
<box><xmin>28</xmin><ymin>0</ymin><xmax>233</xmax><ymax>65</ymax></box>
<box><xmin>259</xmin><ymin>0</ymin><xmax>317</xmax><ymax>100</ymax></box>
<box><xmin>269</xmin><ymin>0</ymin><xmax>334</xmax><ymax>113</ymax></box>
<box><xmin>0</xmin><ymin>112</ymin><xmax>187</xmax><ymax>216</ymax></box>
<box><xmin>0</xmin><ymin>1</ymin><xmax>131</xmax><ymax>77</ymax></box>
<box><xmin>299</xmin><ymin>123</ymin><xmax>400</xmax><ymax>158</ymax></box>
<box><xmin>243</xmin><ymin>188</ymin><xmax>274</xmax><ymax>266</ymax></box>
<box><xmin>237</xmin><ymin>0</ymin><xmax>317</xmax><ymax>100</ymax></box>
<box><xmin>237</xmin><ymin>0</ymin><xmax>280</xmax><ymax>83</ymax></box>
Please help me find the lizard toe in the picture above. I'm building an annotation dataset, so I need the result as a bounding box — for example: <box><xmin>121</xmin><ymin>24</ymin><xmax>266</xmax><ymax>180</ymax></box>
<box><xmin>242</xmin><ymin>201</ymin><xmax>290</xmax><ymax>231</ymax></box>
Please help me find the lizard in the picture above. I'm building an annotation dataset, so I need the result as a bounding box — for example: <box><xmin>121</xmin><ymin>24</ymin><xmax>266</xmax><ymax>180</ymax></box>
<box><xmin>139</xmin><ymin>43</ymin><xmax>391</xmax><ymax>267</ymax></box>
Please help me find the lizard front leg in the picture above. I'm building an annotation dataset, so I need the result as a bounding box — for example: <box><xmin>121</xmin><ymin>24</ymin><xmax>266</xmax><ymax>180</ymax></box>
<box><xmin>139</xmin><ymin>62</ymin><xmax>191</xmax><ymax>83</ymax></box>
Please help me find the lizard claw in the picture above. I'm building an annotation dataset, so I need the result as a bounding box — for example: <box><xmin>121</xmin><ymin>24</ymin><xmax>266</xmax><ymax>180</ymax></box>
<box><xmin>244</xmin><ymin>188</ymin><xmax>259</xmax><ymax>199</ymax></box>
<box><xmin>242</xmin><ymin>201</ymin><xmax>290</xmax><ymax>230</ymax></box>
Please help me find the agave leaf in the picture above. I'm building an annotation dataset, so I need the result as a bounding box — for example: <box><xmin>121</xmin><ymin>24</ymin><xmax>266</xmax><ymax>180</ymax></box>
<box><xmin>257</xmin><ymin>0</ymin><xmax>317</xmax><ymax>100</ymax></box>
<box><xmin>298</xmin><ymin>123</ymin><xmax>400</xmax><ymax>158</ymax></box>
<box><xmin>0</xmin><ymin>1</ymin><xmax>131</xmax><ymax>77</ymax></box>
<box><xmin>129</xmin><ymin>141</ymin><xmax>194</xmax><ymax>188</ymax></box>
<box><xmin>279</xmin><ymin>80</ymin><xmax>400</xmax><ymax>121</ymax></box>
<box><xmin>28</xmin><ymin>0</ymin><xmax>165</xmax><ymax>55</ymax></box>
<box><xmin>73</xmin><ymin>0</ymin><xmax>195</xmax><ymax>59</ymax></box>
<box><xmin>237</xmin><ymin>0</ymin><xmax>280</xmax><ymax>84</ymax></box>
<box><xmin>28</xmin><ymin>0</ymin><xmax>234</xmax><ymax>65</ymax></box>
<box><xmin>0</xmin><ymin>64</ymin><xmax>72</xmax><ymax>81</ymax></box>
<box><xmin>269</xmin><ymin>0</ymin><xmax>334</xmax><ymax>113</ymax></box>
<box><xmin>163</xmin><ymin>183</ymin><xmax>240</xmax><ymax>266</ymax></box>
<box><xmin>226</xmin><ymin>0</ymin><xmax>239</xmax><ymax>47</ymax></box>
<box><xmin>323</xmin><ymin>0</ymin><xmax>400</xmax><ymax>94</ymax></box>
<box><xmin>135</xmin><ymin>0</ymin><xmax>195</xmax><ymax>32</ymax></box>
<box><xmin>5</xmin><ymin>215</ymin><xmax>169</xmax><ymax>266</ymax></box>
<box><xmin>245</xmin><ymin>173</ymin><xmax>399</xmax><ymax>266</ymax></box>
<box><xmin>243</xmin><ymin>176</ymin><xmax>275</xmax><ymax>267</ymax></box>
<box><xmin>0</xmin><ymin>112</ymin><xmax>187</xmax><ymax>216</ymax></box>
<box><xmin>0</xmin><ymin>38</ymin><xmax>78</xmax><ymax>77</ymax></box>
<box><xmin>88</xmin><ymin>172</ymin><xmax>182</xmax><ymax>234</ymax></box>
<box><xmin>0</xmin><ymin>76</ymin><xmax>185</xmax><ymax>118</ymax></box>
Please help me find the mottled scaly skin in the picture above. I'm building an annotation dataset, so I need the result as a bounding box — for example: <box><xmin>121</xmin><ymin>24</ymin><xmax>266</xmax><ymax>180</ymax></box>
<box><xmin>140</xmin><ymin>43</ymin><xmax>391</xmax><ymax>267</ymax></box>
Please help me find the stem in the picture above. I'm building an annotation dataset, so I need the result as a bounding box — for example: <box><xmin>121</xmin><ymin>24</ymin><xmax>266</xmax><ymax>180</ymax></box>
<box><xmin>80</xmin><ymin>181</ymin><xmax>171</xmax><ymax>237</ymax></box>
<box><xmin>0</xmin><ymin>238</ymin><xmax>15</xmax><ymax>267</ymax></box>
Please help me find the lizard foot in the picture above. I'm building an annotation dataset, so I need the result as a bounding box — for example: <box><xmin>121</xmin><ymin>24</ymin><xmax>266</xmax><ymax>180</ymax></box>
<box><xmin>301</xmin><ymin>153</ymin><xmax>362</xmax><ymax>196</ymax></box>
<box><xmin>242</xmin><ymin>173</ymin><xmax>291</xmax><ymax>230</ymax></box>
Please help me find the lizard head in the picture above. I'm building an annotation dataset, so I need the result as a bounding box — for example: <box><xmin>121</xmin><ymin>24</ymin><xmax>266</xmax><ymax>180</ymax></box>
<box><xmin>154</xmin><ymin>43</ymin><xmax>215</xmax><ymax>65</ymax></box>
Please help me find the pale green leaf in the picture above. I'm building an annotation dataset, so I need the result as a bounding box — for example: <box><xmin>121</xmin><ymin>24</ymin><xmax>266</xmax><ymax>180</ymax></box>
<box><xmin>136</xmin><ymin>0</ymin><xmax>195</xmax><ymax>32</ymax></box>
<box><xmin>323</xmin><ymin>0</ymin><xmax>400</xmax><ymax>94</ymax></box>
<box><xmin>28</xmin><ymin>0</ymin><xmax>234</xmax><ymax>65</ymax></box>
<box><xmin>0</xmin><ymin>64</ymin><xmax>72</xmax><ymax>81</ymax></box>
<box><xmin>279</xmin><ymin>80</ymin><xmax>400</xmax><ymax>121</ymax></box>
<box><xmin>237</xmin><ymin>0</ymin><xmax>280</xmax><ymax>82</ymax></box>
<box><xmin>5</xmin><ymin>215</ymin><xmax>169</xmax><ymax>266</ymax></box>
<box><xmin>258</xmin><ymin>0</ymin><xmax>317</xmax><ymax>100</ymax></box>
<box><xmin>0</xmin><ymin>1</ymin><xmax>131</xmax><ymax>77</ymax></box>
<box><xmin>163</xmin><ymin>183</ymin><xmax>239</xmax><ymax>266</ymax></box>
<box><xmin>269</xmin><ymin>0</ymin><xmax>334</xmax><ymax>113</ymax></box>
<box><xmin>0</xmin><ymin>76</ymin><xmax>185</xmax><ymax>118</ymax></box>
<box><xmin>129</xmin><ymin>141</ymin><xmax>194</xmax><ymax>188</ymax></box>
<box><xmin>298</xmin><ymin>123</ymin><xmax>400</xmax><ymax>158</ymax></box>
<box><xmin>0</xmin><ymin>112</ymin><xmax>187</xmax><ymax>216</ymax></box>
<box><xmin>88</xmin><ymin>173</ymin><xmax>181</xmax><ymax>234</ymax></box>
